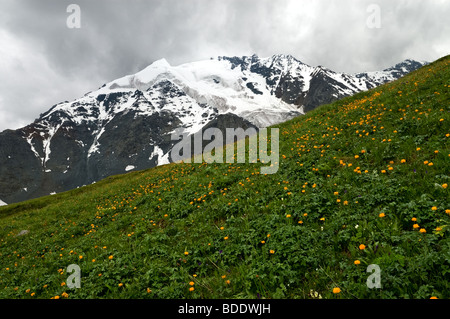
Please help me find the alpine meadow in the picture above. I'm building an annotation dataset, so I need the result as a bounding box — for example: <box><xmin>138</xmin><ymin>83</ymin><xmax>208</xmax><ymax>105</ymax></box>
<box><xmin>0</xmin><ymin>55</ymin><xmax>449</xmax><ymax>299</ymax></box>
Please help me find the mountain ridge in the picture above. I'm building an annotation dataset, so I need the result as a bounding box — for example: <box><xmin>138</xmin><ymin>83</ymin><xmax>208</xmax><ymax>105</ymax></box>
<box><xmin>0</xmin><ymin>54</ymin><xmax>427</xmax><ymax>204</ymax></box>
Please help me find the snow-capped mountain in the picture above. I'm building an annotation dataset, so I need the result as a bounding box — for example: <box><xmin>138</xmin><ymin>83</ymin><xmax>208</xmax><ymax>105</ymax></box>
<box><xmin>0</xmin><ymin>54</ymin><xmax>427</xmax><ymax>204</ymax></box>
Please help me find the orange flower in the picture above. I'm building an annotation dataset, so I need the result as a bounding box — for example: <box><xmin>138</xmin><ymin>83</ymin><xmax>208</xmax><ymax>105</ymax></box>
<box><xmin>332</xmin><ymin>287</ymin><xmax>341</xmax><ymax>294</ymax></box>
<box><xmin>359</xmin><ymin>244</ymin><xmax>366</xmax><ymax>250</ymax></box>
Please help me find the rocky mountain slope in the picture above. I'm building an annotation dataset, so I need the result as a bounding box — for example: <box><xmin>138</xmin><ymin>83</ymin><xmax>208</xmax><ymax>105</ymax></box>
<box><xmin>0</xmin><ymin>54</ymin><xmax>427</xmax><ymax>204</ymax></box>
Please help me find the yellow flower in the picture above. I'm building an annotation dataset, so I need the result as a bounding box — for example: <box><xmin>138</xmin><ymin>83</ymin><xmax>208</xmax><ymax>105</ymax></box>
<box><xmin>269</xmin><ymin>250</ymin><xmax>275</xmax><ymax>254</ymax></box>
<box><xmin>224</xmin><ymin>236</ymin><xmax>229</xmax><ymax>240</ymax></box>
<box><xmin>298</xmin><ymin>220</ymin><xmax>303</xmax><ymax>224</ymax></box>
<box><xmin>359</xmin><ymin>244</ymin><xmax>366</xmax><ymax>250</ymax></box>
<box><xmin>411</xmin><ymin>217</ymin><xmax>417</xmax><ymax>222</ymax></box>
<box><xmin>431</xmin><ymin>206</ymin><xmax>437</xmax><ymax>211</ymax></box>
<box><xmin>108</xmin><ymin>255</ymin><xmax>113</xmax><ymax>260</ymax></box>
<box><xmin>189</xmin><ymin>287</ymin><xmax>195</xmax><ymax>292</ymax></box>
<box><xmin>379</xmin><ymin>213</ymin><xmax>385</xmax><ymax>218</ymax></box>
<box><xmin>261</xmin><ymin>240</ymin><xmax>265</xmax><ymax>244</ymax></box>
<box><xmin>354</xmin><ymin>260</ymin><xmax>361</xmax><ymax>265</ymax></box>
<box><xmin>147</xmin><ymin>288</ymin><xmax>152</xmax><ymax>293</ymax></box>
<box><xmin>419</xmin><ymin>228</ymin><xmax>426</xmax><ymax>233</ymax></box>
<box><xmin>442</xmin><ymin>183</ymin><xmax>448</xmax><ymax>189</ymax></box>
<box><xmin>401</xmin><ymin>159</ymin><xmax>406</xmax><ymax>163</ymax></box>
<box><xmin>189</xmin><ymin>281</ymin><xmax>195</xmax><ymax>286</ymax></box>
<box><xmin>118</xmin><ymin>283</ymin><xmax>123</xmax><ymax>287</ymax></box>
<box><xmin>286</xmin><ymin>214</ymin><xmax>291</xmax><ymax>218</ymax></box>
<box><xmin>446</xmin><ymin>209</ymin><xmax>450</xmax><ymax>215</ymax></box>
<box><xmin>332</xmin><ymin>287</ymin><xmax>341</xmax><ymax>294</ymax></box>
<box><xmin>184</xmin><ymin>251</ymin><xmax>189</xmax><ymax>256</ymax></box>
<box><xmin>430</xmin><ymin>296</ymin><xmax>438</xmax><ymax>299</ymax></box>
<box><xmin>226</xmin><ymin>280</ymin><xmax>231</xmax><ymax>285</ymax></box>
<box><xmin>413</xmin><ymin>224</ymin><xmax>420</xmax><ymax>229</ymax></box>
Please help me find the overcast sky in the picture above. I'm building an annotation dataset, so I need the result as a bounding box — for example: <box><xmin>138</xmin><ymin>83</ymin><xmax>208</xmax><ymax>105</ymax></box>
<box><xmin>0</xmin><ymin>0</ymin><xmax>449</xmax><ymax>132</ymax></box>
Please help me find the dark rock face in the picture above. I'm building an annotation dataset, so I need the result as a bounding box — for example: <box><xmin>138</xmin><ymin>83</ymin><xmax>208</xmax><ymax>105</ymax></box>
<box><xmin>0</xmin><ymin>55</ymin><xmax>426</xmax><ymax>204</ymax></box>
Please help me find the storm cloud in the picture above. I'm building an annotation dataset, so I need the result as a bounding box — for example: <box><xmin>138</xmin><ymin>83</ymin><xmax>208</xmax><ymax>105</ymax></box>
<box><xmin>0</xmin><ymin>0</ymin><xmax>449</xmax><ymax>131</ymax></box>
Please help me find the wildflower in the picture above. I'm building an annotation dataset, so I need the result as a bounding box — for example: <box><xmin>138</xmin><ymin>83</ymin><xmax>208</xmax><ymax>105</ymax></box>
<box><xmin>379</xmin><ymin>213</ymin><xmax>385</xmax><ymax>218</ymax></box>
<box><xmin>184</xmin><ymin>251</ymin><xmax>189</xmax><ymax>256</ymax></box>
<box><xmin>419</xmin><ymin>228</ymin><xmax>426</xmax><ymax>233</ymax></box>
<box><xmin>359</xmin><ymin>244</ymin><xmax>366</xmax><ymax>250</ymax></box>
<box><xmin>286</xmin><ymin>214</ymin><xmax>291</xmax><ymax>218</ymax></box>
<box><xmin>109</xmin><ymin>255</ymin><xmax>113</xmax><ymax>260</ymax></box>
<box><xmin>189</xmin><ymin>281</ymin><xmax>195</xmax><ymax>286</ymax></box>
<box><xmin>401</xmin><ymin>159</ymin><xmax>406</xmax><ymax>163</ymax></box>
<box><xmin>446</xmin><ymin>209</ymin><xmax>450</xmax><ymax>215</ymax></box>
<box><xmin>221</xmin><ymin>275</ymin><xmax>227</xmax><ymax>279</ymax></box>
<box><xmin>269</xmin><ymin>250</ymin><xmax>275</xmax><ymax>254</ymax></box>
<box><xmin>261</xmin><ymin>240</ymin><xmax>266</xmax><ymax>244</ymax></box>
<box><xmin>226</xmin><ymin>280</ymin><xmax>231</xmax><ymax>285</ymax></box>
<box><xmin>411</xmin><ymin>217</ymin><xmax>417</xmax><ymax>222</ymax></box>
<box><xmin>298</xmin><ymin>221</ymin><xmax>303</xmax><ymax>224</ymax></box>
<box><xmin>147</xmin><ymin>288</ymin><xmax>152</xmax><ymax>293</ymax></box>
<box><xmin>189</xmin><ymin>287</ymin><xmax>195</xmax><ymax>292</ymax></box>
<box><xmin>431</xmin><ymin>206</ymin><xmax>437</xmax><ymax>211</ymax></box>
<box><xmin>430</xmin><ymin>296</ymin><xmax>438</xmax><ymax>299</ymax></box>
<box><xmin>413</xmin><ymin>224</ymin><xmax>420</xmax><ymax>229</ymax></box>
<box><xmin>118</xmin><ymin>283</ymin><xmax>123</xmax><ymax>287</ymax></box>
<box><xmin>442</xmin><ymin>183</ymin><xmax>448</xmax><ymax>189</ymax></box>
<box><xmin>224</xmin><ymin>236</ymin><xmax>229</xmax><ymax>240</ymax></box>
<box><xmin>354</xmin><ymin>260</ymin><xmax>361</xmax><ymax>265</ymax></box>
<box><xmin>435</xmin><ymin>227</ymin><xmax>442</xmax><ymax>231</ymax></box>
<box><xmin>332</xmin><ymin>287</ymin><xmax>341</xmax><ymax>294</ymax></box>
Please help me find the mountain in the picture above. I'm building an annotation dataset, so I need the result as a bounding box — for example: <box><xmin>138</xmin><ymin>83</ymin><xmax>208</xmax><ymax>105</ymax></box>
<box><xmin>0</xmin><ymin>55</ymin><xmax>447</xmax><ymax>300</ymax></box>
<box><xmin>0</xmin><ymin>54</ymin><xmax>427</xmax><ymax>204</ymax></box>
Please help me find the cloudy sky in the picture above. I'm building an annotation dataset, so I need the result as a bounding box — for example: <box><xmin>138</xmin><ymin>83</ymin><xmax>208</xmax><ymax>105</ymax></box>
<box><xmin>0</xmin><ymin>0</ymin><xmax>449</xmax><ymax>132</ymax></box>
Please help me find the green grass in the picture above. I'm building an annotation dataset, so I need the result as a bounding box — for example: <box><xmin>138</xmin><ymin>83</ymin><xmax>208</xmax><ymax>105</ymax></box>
<box><xmin>1</xmin><ymin>56</ymin><xmax>449</xmax><ymax>299</ymax></box>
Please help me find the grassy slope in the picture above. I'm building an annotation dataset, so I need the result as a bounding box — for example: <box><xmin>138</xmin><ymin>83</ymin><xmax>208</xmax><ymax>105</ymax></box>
<box><xmin>0</xmin><ymin>56</ymin><xmax>449</xmax><ymax>299</ymax></box>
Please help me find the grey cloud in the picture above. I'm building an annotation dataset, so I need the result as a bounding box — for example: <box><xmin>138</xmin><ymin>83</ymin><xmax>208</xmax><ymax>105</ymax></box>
<box><xmin>0</xmin><ymin>0</ymin><xmax>448</xmax><ymax>132</ymax></box>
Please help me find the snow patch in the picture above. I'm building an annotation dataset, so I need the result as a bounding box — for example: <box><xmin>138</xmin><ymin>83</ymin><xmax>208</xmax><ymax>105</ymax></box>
<box><xmin>125</xmin><ymin>165</ymin><xmax>135</xmax><ymax>172</ymax></box>
<box><xmin>0</xmin><ymin>199</ymin><xmax>7</xmax><ymax>206</ymax></box>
